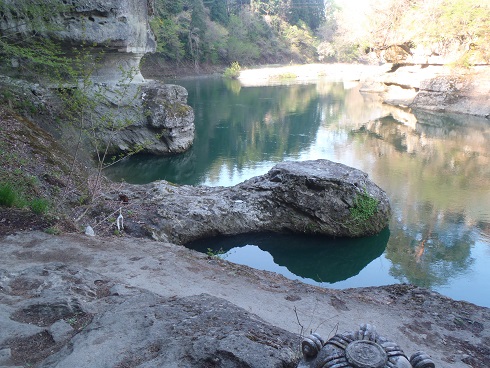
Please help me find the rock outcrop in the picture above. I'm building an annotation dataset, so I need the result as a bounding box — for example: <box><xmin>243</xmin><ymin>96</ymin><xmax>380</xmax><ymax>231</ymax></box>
<box><xmin>361</xmin><ymin>64</ymin><xmax>490</xmax><ymax>117</ymax></box>
<box><xmin>0</xmin><ymin>0</ymin><xmax>195</xmax><ymax>156</ymax></box>
<box><xmin>123</xmin><ymin>159</ymin><xmax>391</xmax><ymax>244</ymax></box>
<box><xmin>0</xmin><ymin>264</ymin><xmax>299</xmax><ymax>368</ymax></box>
<box><xmin>91</xmin><ymin>82</ymin><xmax>195</xmax><ymax>156</ymax></box>
<box><xmin>361</xmin><ymin>40</ymin><xmax>490</xmax><ymax>117</ymax></box>
<box><xmin>2</xmin><ymin>231</ymin><xmax>489</xmax><ymax>368</ymax></box>
<box><xmin>0</xmin><ymin>0</ymin><xmax>156</xmax><ymax>83</ymax></box>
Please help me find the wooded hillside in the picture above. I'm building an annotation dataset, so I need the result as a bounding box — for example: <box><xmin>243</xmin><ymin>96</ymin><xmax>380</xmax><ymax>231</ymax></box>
<box><xmin>148</xmin><ymin>0</ymin><xmax>490</xmax><ymax>68</ymax></box>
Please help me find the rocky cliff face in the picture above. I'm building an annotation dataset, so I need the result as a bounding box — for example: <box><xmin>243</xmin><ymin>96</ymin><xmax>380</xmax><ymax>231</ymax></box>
<box><xmin>0</xmin><ymin>0</ymin><xmax>195</xmax><ymax>156</ymax></box>
<box><xmin>54</xmin><ymin>0</ymin><xmax>156</xmax><ymax>83</ymax></box>
<box><xmin>361</xmin><ymin>64</ymin><xmax>490</xmax><ymax>117</ymax></box>
<box><xmin>1</xmin><ymin>0</ymin><xmax>156</xmax><ymax>83</ymax></box>
<box><xmin>362</xmin><ymin>45</ymin><xmax>490</xmax><ymax>117</ymax></box>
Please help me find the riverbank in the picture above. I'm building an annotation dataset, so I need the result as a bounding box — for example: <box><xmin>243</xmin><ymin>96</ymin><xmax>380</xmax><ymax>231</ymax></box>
<box><xmin>1</xmin><ymin>65</ymin><xmax>490</xmax><ymax>367</ymax></box>
<box><xmin>1</xmin><ymin>231</ymin><xmax>489</xmax><ymax>367</ymax></box>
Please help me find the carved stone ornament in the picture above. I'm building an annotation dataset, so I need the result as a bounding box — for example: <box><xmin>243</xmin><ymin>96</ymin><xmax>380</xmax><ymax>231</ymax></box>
<box><xmin>298</xmin><ymin>323</ymin><xmax>435</xmax><ymax>368</ymax></box>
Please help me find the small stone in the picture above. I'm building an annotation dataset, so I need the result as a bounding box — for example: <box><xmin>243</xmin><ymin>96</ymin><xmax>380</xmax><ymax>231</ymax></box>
<box><xmin>0</xmin><ymin>348</ymin><xmax>11</xmax><ymax>364</ymax></box>
<box><xmin>49</xmin><ymin>320</ymin><xmax>74</xmax><ymax>344</ymax></box>
<box><xmin>85</xmin><ymin>226</ymin><xmax>95</xmax><ymax>237</ymax></box>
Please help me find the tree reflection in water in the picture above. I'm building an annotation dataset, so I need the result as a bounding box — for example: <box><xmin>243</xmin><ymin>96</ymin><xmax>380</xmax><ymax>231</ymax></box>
<box><xmin>105</xmin><ymin>77</ymin><xmax>490</xmax><ymax>306</ymax></box>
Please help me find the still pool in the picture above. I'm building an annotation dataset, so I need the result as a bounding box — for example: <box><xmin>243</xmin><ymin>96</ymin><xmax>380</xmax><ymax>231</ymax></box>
<box><xmin>105</xmin><ymin>77</ymin><xmax>490</xmax><ymax>307</ymax></box>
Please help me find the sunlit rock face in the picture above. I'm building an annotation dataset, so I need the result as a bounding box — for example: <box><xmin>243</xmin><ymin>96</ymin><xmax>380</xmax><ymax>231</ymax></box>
<box><xmin>361</xmin><ymin>64</ymin><xmax>490</xmax><ymax>117</ymax></box>
<box><xmin>0</xmin><ymin>0</ymin><xmax>156</xmax><ymax>82</ymax></box>
<box><xmin>52</xmin><ymin>0</ymin><xmax>156</xmax><ymax>83</ymax></box>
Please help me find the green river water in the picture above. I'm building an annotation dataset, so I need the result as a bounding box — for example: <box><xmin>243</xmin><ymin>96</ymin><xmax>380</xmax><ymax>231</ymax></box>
<box><xmin>105</xmin><ymin>77</ymin><xmax>490</xmax><ymax>307</ymax></box>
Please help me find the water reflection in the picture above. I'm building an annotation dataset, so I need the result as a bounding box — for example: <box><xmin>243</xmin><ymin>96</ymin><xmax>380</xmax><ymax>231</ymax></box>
<box><xmin>188</xmin><ymin>229</ymin><xmax>390</xmax><ymax>284</ymax></box>
<box><xmin>105</xmin><ymin>79</ymin><xmax>343</xmax><ymax>185</ymax></box>
<box><xmin>105</xmin><ymin>76</ymin><xmax>490</xmax><ymax>306</ymax></box>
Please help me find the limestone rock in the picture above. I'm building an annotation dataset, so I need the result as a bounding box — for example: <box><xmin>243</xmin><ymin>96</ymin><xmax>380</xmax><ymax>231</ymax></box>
<box><xmin>361</xmin><ymin>64</ymin><xmax>490</xmax><ymax>117</ymax></box>
<box><xmin>411</xmin><ymin>68</ymin><xmax>490</xmax><ymax>116</ymax></box>
<box><xmin>130</xmin><ymin>159</ymin><xmax>391</xmax><ymax>244</ymax></box>
<box><xmin>142</xmin><ymin>83</ymin><xmax>196</xmax><ymax>153</ymax></box>
<box><xmin>92</xmin><ymin>82</ymin><xmax>195</xmax><ymax>156</ymax></box>
<box><xmin>0</xmin><ymin>0</ymin><xmax>156</xmax><ymax>83</ymax></box>
<box><xmin>0</xmin><ymin>264</ymin><xmax>299</xmax><ymax>368</ymax></box>
<box><xmin>0</xmin><ymin>0</ymin><xmax>195</xmax><ymax>156</ymax></box>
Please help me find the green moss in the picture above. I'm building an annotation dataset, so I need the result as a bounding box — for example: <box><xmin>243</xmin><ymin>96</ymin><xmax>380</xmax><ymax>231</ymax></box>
<box><xmin>350</xmin><ymin>189</ymin><xmax>379</xmax><ymax>225</ymax></box>
<box><xmin>164</xmin><ymin>102</ymin><xmax>192</xmax><ymax>118</ymax></box>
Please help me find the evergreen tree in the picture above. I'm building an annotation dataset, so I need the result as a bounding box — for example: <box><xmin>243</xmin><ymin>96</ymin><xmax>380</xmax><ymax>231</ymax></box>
<box><xmin>209</xmin><ymin>0</ymin><xmax>229</xmax><ymax>25</ymax></box>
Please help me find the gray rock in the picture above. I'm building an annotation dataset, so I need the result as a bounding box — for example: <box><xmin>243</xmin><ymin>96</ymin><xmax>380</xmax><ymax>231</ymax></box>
<box><xmin>49</xmin><ymin>320</ymin><xmax>73</xmax><ymax>344</ymax></box>
<box><xmin>410</xmin><ymin>70</ymin><xmax>490</xmax><ymax>117</ymax></box>
<box><xmin>0</xmin><ymin>264</ymin><xmax>299</xmax><ymax>368</ymax></box>
<box><xmin>39</xmin><ymin>293</ymin><xmax>299</xmax><ymax>368</ymax></box>
<box><xmin>0</xmin><ymin>1</ymin><xmax>195</xmax><ymax>156</ymax></box>
<box><xmin>360</xmin><ymin>64</ymin><xmax>490</xmax><ymax>117</ymax></box>
<box><xmin>130</xmin><ymin>159</ymin><xmax>391</xmax><ymax>244</ymax></box>
<box><xmin>84</xmin><ymin>226</ymin><xmax>95</xmax><ymax>237</ymax></box>
<box><xmin>0</xmin><ymin>348</ymin><xmax>12</xmax><ymax>365</ymax></box>
<box><xmin>92</xmin><ymin>82</ymin><xmax>195</xmax><ymax>155</ymax></box>
<box><xmin>0</xmin><ymin>0</ymin><xmax>156</xmax><ymax>83</ymax></box>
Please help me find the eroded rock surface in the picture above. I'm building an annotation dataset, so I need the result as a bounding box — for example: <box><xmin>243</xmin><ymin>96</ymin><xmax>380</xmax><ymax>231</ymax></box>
<box><xmin>0</xmin><ymin>0</ymin><xmax>195</xmax><ymax>156</ymax></box>
<box><xmin>0</xmin><ymin>0</ymin><xmax>156</xmax><ymax>83</ymax></box>
<box><xmin>361</xmin><ymin>64</ymin><xmax>490</xmax><ymax>117</ymax></box>
<box><xmin>0</xmin><ymin>264</ymin><xmax>299</xmax><ymax>368</ymax></box>
<box><xmin>1</xmin><ymin>232</ymin><xmax>489</xmax><ymax>368</ymax></box>
<box><xmin>92</xmin><ymin>82</ymin><xmax>195</xmax><ymax>155</ymax></box>
<box><xmin>124</xmin><ymin>159</ymin><xmax>391</xmax><ymax>244</ymax></box>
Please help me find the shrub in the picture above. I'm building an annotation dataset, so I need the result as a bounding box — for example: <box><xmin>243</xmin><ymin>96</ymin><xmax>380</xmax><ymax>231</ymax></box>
<box><xmin>0</xmin><ymin>183</ymin><xmax>18</xmax><ymax>207</ymax></box>
<box><xmin>223</xmin><ymin>61</ymin><xmax>241</xmax><ymax>79</ymax></box>
<box><xmin>29</xmin><ymin>198</ymin><xmax>50</xmax><ymax>215</ymax></box>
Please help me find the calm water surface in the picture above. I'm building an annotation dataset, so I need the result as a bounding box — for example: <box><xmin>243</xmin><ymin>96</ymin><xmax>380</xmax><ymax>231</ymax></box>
<box><xmin>106</xmin><ymin>77</ymin><xmax>490</xmax><ymax>307</ymax></box>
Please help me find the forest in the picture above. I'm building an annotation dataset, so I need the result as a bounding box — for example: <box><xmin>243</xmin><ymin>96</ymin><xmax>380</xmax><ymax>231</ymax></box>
<box><xmin>149</xmin><ymin>0</ymin><xmax>490</xmax><ymax>68</ymax></box>
<box><xmin>0</xmin><ymin>0</ymin><xmax>488</xmax><ymax>74</ymax></box>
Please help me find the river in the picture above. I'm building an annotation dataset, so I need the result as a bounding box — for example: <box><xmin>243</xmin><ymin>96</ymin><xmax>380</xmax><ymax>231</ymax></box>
<box><xmin>105</xmin><ymin>76</ymin><xmax>490</xmax><ymax>307</ymax></box>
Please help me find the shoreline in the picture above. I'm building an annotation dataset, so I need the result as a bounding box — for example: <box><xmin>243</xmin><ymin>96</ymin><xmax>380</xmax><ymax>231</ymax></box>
<box><xmin>1</xmin><ymin>230</ymin><xmax>488</xmax><ymax>367</ymax></box>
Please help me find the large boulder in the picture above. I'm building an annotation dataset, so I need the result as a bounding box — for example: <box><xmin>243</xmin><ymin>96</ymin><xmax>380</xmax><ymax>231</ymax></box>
<box><xmin>125</xmin><ymin>159</ymin><xmax>391</xmax><ymax>244</ymax></box>
<box><xmin>92</xmin><ymin>82</ymin><xmax>195</xmax><ymax>156</ymax></box>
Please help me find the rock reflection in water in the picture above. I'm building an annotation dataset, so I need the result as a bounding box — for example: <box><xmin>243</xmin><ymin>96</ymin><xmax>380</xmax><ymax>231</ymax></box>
<box><xmin>105</xmin><ymin>77</ymin><xmax>490</xmax><ymax>306</ymax></box>
<box><xmin>187</xmin><ymin>229</ymin><xmax>390</xmax><ymax>284</ymax></box>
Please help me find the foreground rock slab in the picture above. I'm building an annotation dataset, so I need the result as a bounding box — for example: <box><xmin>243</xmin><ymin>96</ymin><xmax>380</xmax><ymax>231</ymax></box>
<box><xmin>127</xmin><ymin>159</ymin><xmax>391</xmax><ymax>244</ymax></box>
<box><xmin>1</xmin><ymin>232</ymin><xmax>489</xmax><ymax>367</ymax></box>
<box><xmin>0</xmin><ymin>264</ymin><xmax>298</xmax><ymax>368</ymax></box>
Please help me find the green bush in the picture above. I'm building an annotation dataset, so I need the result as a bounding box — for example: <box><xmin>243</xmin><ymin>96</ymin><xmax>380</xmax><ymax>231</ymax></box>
<box><xmin>29</xmin><ymin>198</ymin><xmax>50</xmax><ymax>215</ymax></box>
<box><xmin>223</xmin><ymin>61</ymin><xmax>241</xmax><ymax>79</ymax></box>
<box><xmin>0</xmin><ymin>183</ymin><xmax>18</xmax><ymax>207</ymax></box>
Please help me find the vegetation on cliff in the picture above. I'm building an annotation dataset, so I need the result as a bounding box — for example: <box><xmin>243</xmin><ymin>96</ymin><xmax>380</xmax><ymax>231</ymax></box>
<box><xmin>147</xmin><ymin>0</ymin><xmax>490</xmax><ymax>68</ymax></box>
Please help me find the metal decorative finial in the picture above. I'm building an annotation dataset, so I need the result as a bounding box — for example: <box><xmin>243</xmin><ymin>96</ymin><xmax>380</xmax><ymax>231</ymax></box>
<box><xmin>297</xmin><ymin>323</ymin><xmax>435</xmax><ymax>368</ymax></box>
